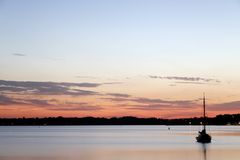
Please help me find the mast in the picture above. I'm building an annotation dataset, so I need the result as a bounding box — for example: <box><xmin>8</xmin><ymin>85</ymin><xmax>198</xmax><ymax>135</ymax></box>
<box><xmin>203</xmin><ymin>93</ymin><xmax>206</xmax><ymax>130</ymax></box>
<box><xmin>196</xmin><ymin>93</ymin><xmax>212</xmax><ymax>143</ymax></box>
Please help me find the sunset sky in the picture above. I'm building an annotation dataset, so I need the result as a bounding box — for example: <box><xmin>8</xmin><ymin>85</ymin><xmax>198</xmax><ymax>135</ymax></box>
<box><xmin>1</xmin><ymin>0</ymin><xmax>240</xmax><ymax>118</ymax></box>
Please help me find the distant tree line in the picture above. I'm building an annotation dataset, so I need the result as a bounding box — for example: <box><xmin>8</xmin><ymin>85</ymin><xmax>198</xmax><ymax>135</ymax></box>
<box><xmin>0</xmin><ymin>114</ymin><xmax>240</xmax><ymax>125</ymax></box>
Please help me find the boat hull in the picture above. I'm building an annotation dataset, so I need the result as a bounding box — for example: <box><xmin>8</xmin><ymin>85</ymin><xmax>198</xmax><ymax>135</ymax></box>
<box><xmin>196</xmin><ymin>133</ymin><xmax>211</xmax><ymax>143</ymax></box>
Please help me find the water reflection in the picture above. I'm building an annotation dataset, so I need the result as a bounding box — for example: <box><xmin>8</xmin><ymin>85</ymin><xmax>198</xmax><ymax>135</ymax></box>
<box><xmin>201</xmin><ymin>143</ymin><xmax>207</xmax><ymax>160</ymax></box>
<box><xmin>0</xmin><ymin>126</ymin><xmax>240</xmax><ymax>160</ymax></box>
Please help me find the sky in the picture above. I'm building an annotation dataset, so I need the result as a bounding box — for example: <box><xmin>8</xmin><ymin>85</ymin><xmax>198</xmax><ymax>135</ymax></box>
<box><xmin>0</xmin><ymin>0</ymin><xmax>240</xmax><ymax>118</ymax></box>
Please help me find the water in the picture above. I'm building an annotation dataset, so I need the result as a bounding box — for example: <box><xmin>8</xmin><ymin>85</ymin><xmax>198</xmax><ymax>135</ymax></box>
<box><xmin>0</xmin><ymin>125</ymin><xmax>239</xmax><ymax>160</ymax></box>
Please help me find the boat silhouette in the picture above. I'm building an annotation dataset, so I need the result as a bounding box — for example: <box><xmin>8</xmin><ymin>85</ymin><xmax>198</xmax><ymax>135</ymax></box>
<box><xmin>196</xmin><ymin>94</ymin><xmax>211</xmax><ymax>143</ymax></box>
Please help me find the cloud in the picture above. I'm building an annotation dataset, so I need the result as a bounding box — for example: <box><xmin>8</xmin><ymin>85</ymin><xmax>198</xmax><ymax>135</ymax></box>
<box><xmin>106</xmin><ymin>93</ymin><xmax>131</xmax><ymax>98</ymax></box>
<box><xmin>0</xmin><ymin>80</ymin><xmax>123</xmax><ymax>112</ymax></box>
<box><xmin>103</xmin><ymin>95</ymin><xmax>197</xmax><ymax>110</ymax></box>
<box><xmin>149</xmin><ymin>75</ymin><xmax>220</xmax><ymax>83</ymax></box>
<box><xmin>0</xmin><ymin>94</ymin><xmax>54</xmax><ymax>106</ymax></box>
<box><xmin>49</xmin><ymin>102</ymin><xmax>103</xmax><ymax>111</ymax></box>
<box><xmin>0</xmin><ymin>94</ymin><xmax>103</xmax><ymax>111</ymax></box>
<box><xmin>70</xmin><ymin>89</ymin><xmax>99</xmax><ymax>96</ymax></box>
<box><xmin>175</xmin><ymin>81</ymin><xmax>205</xmax><ymax>85</ymax></box>
<box><xmin>132</xmin><ymin>97</ymin><xmax>166</xmax><ymax>104</ymax></box>
<box><xmin>127</xmin><ymin>104</ymin><xmax>195</xmax><ymax>111</ymax></box>
<box><xmin>0</xmin><ymin>80</ymin><xmax>102</xmax><ymax>96</ymax></box>
<box><xmin>103</xmin><ymin>82</ymin><xmax>123</xmax><ymax>85</ymax></box>
<box><xmin>103</xmin><ymin>97</ymin><xmax>130</xmax><ymax>102</ymax></box>
<box><xmin>0</xmin><ymin>80</ymin><xmax>123</xmax><ymax>96</ymax></box>
<box><xmin>210</xmin><ymin>101</ymin><xmax>240</xmax><ymax>111</ymax></box>
<box><xmin>26</xmin><ymin>99</ymin><xmax>53</xmax><ymax>106</ymax></box>
<box><xmin>126</xmin><ymin>104</ymin><xmax>172</xmax><ymax>110</ymax></box>
<box><xmin>0</xmin><ymin>94</ymin><xmax>22</xmax><ymax>105</ymax></box>
<box><xmin>124</xmin><ymin>97</ymin><xmax>199</xmax><ymax>111</ymax></box>
<box><xmin>12</xmin><ymin>53</ymin><xmax>26</xmax><ymax>56</ymax></box>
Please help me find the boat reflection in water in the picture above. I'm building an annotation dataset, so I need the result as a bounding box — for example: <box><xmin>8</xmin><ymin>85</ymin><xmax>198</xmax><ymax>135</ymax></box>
<box><xmin>201</xmin><ymin>143</ymin><xmax>208</xmax><ymax>160</ymax></box>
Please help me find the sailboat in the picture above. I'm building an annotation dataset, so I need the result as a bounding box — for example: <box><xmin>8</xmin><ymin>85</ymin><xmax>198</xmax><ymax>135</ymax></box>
<box><xmin>196</xmin><ymin>94</ymin><xmax>211</xmax><ymax>143</ymax></box>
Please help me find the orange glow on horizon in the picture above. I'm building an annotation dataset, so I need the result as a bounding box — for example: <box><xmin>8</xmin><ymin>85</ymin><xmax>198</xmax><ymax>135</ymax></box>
<box><xmin>0</xmin><ymin>103</ymin><xmax>239</xmax><ymax>119</ymax></box>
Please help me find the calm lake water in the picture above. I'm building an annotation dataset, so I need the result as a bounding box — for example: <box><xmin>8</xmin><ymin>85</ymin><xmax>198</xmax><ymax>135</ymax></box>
<box><xmin>0</xmin><ymin>126</ymin><xmax>239</xmax><ymax>160</ymax></box>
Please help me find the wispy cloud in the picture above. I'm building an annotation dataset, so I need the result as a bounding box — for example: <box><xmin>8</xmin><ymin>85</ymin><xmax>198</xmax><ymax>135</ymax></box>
<box><xmin>0</xmin><ymin>80</ymin><xmax>103</xmax><ymax>96</ymax></box>
<box><xmin>149</xmin><ymin>75</ymin><xmax>220</xmax><ymax>83</ymax></box>
<box><xmin>175</xmin><ymin>81</ymin><xmax>205</xmax><ymax>85</ymax></box>
<box><xmin>0</xmin><ymin>94</ymin><xmax>22</xmax><ymax>105</ymax></box>
<box><xmin>102</xmin><ymin>82</ymin><xmax>123</xmax><ymax>85</ymax></box>
<box><xmin>49</xmin><ymin>102</ymin><xmax>103</xmax><ymax>111</ymax></box>
<box><xmin>0</xmin><ymin>94</ymin><xmax>103</xmax><ymax>111</ymax></box>
<box><xmin>106</xmin><ymin>93</ymin><xmax>131</xmax><ymax>98</ymax></box>
<box><xmin>126</xmin><ymin>104</ymin><xmax>195</xmax><ymax>111</ymax></box>
<box><xmin>126</xmin><ymin>104</ymin><xmax>172</xmax><ymax>110</ymax></box>
<box><xmin>210</xmin><ymin>101</ymin><xmax>240</xmax><ymax>111</ymax></box>
<box><xmin>104</xmin><ymin>95</ymin><xmax>197</xmax><ymax>110</ymax></box>
<box><xmin>12</xmin><ymin>53</ymin><xmax>26</xmax><ymax>57</ymax></box>
<box><xmin>0</xmin><ymin>94</ymin><xmax>55</xmax><ymax>106</ymax></box>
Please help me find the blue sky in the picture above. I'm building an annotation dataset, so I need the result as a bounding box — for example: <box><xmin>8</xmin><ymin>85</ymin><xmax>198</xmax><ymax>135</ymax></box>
<box><xmin>0</xmin><ymin>0</ymin><xmax>240</xmax><ymax>117</ymax></box>
<box><xmin>1</xmin><ymin>0</ymin><xmax>240</xmax><ymax>80</ymax></box>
